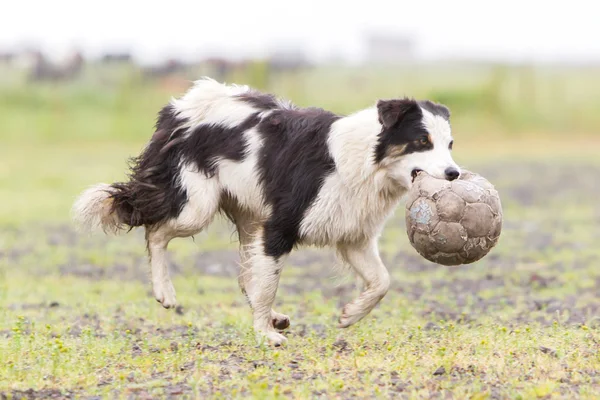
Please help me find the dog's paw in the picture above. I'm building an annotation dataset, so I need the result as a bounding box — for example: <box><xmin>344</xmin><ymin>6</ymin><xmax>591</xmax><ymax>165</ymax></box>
<box><xmin>257</xmin><ymin>330</ymin><xmax>288</xmax><ymax>347</ymax></box>
<box><xmin>153</xmin><ymin>280</ymin><xmax>177</xmax><ymax>309</ymax></box>
<box><xmin>338</xmin><ymin>305</ymin><xmax>366</xmax><ymax>328</ymax></box>
<box><xmin>271</xmin><ymin>311</ymin><xmax>290</xmax><ymax>330</ymax></box>
<box><xmin>338</xmin><ymin>314</ymin><xmax>360</xmax><ymax>329</ymax></box>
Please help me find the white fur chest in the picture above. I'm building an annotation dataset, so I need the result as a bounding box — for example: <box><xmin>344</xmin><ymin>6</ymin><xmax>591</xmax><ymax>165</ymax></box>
<box><xmin>299</xmin><ymin>171</ymin><xmax>406</xmax><ymax>246</ymax></box>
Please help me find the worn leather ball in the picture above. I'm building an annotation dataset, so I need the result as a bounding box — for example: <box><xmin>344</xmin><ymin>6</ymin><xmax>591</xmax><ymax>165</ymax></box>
<box><xmin>405</xmin><ymin>170</ymin><xmax>503</xmax><ymax>266</ymax></box>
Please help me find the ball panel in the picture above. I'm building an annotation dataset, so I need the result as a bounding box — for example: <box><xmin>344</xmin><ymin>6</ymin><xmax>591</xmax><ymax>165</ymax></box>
<box><xmin>460</xmin><ymin>170</ymin><xmax>496</xmax><ymax>191</ymax></box>
<box><xmin>488</xmin><ymin>217</ymin><xmax>503</xmax><ymax>241</ymax></box>
<box><xmin>435</xmin><ymin>191</ymin><xmax>466</xmax><ymax>222</ymax></box>
<box><xmin>486</xmin><ymin>236</ymin><xmax>500</xmax><ymax>248</ymax></box>
<box><xmin>431</xmin><ymin>221</ymin><xmax>467</xmax><ymax>253</ymax></box>
<box><xmin>417</xmin><ymin>175</ymin><xmax>451</xmax><ymax>198</ymax></box>
<box><xmin>460</xmin><ymin>203</ymin><xmax>495</xmax><ymax>237</ymax></box>
<box><xmin>431</xmin><ymin>252</ymin><xmax>465</xmax><ymax>266</ymax></box>
<box><xmin>460</xmin><ymin>237</ymin><xmax>493</xmax><ymax>264</ymax></box>
<box><xmin>483</xmin><ymin>190</ymin><xmax>502</xmax><ymax>214</ymax></box>
<box><xmin>406</xmin><ymin>198</ymin><xmax>439</xmax><ymax>235</ymax></box>
<box><xmin>450</xmin><ymin>180</ymin><xmax>486</xmax><ymax>203</ymax></box>
<box><xmin>412</xmin><ymin>232</ymin><xmax>439</xmax><ymax>258</ymax></box>
<box><xmin>457</xmin><ymin>170</ymin><xmax>477</xmax><ymax>180</ymax></box>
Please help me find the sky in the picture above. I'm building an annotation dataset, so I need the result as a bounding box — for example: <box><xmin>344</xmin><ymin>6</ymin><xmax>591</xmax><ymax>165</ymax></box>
<box><xmin>2</xmin><ymin>0</ymin><xmax>599</xmax><ymax>65</ymax></box>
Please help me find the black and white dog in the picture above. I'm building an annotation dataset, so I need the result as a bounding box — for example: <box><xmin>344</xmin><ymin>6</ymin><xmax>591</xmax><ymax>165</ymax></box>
<box><xmin>73</xmin><ymin>77</ymin><xmax>460</xmax><ymax>345</ymax></box>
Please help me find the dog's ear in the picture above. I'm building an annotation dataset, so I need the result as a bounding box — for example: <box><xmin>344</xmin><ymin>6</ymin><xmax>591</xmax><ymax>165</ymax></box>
<box><xmin>377</xmin><ymin>98</ymin><xmax>419</xmax><ymax>129</ymax></box>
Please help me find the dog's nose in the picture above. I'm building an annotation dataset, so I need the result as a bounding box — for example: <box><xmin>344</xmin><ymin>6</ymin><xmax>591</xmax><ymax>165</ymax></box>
<box><xmin>445</xmin><ymin>167</ymin><xmax>460</xmax><ymax>181</ymax></box>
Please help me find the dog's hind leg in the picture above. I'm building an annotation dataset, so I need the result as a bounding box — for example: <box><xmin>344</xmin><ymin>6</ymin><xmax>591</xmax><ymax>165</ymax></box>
<box><xmin>237</xmin><ymin>218</ymin><xmax>290</xmax><ymax>331</ymax></box>
<box><xmin>336</xmin><ymin>238</ymin><xmax>390</xmax><ymax>328</ymax></box>
<box><xmin>146</xmin><ymin>226</ymin><xmax>179</xmax><ymax>308</ymax></box>
<box><xmin>148</xmin><ymin>169</ymin><xmax>221</xmax><ymax>309</ymax></box>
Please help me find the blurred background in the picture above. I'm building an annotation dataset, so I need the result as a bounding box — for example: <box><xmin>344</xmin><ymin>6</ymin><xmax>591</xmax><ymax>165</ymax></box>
<box><xmin>2</xmin><ymin>0</ymin><xmax>600</xmax><ymax>223</ymax></box>
<box><xmin>3</xmin><ymin>0</ymin><xmax>600</xmax><ymax>140</ymax></box>
<box><xmin>2</xmin><ymin>0</ymin><xmax>600</xmax><ymax>222</ymax></box>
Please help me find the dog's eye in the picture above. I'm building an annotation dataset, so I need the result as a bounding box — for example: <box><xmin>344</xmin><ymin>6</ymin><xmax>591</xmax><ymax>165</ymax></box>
<box><xmin>419</xmin><ymin>137</ymin><xmax>429</xmax><ymax>145</ymax></box>
<box><xmin>449</xmin><ymin>140</ymin><xmax>454</xmax><ymax>150</ymax></box>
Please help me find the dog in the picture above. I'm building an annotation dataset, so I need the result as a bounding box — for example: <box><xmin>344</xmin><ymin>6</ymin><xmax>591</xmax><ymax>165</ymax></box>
<box><xmin>72</xmin><ymin>77</ymin><xmax>460</xmax><ymax>345</ymax></box>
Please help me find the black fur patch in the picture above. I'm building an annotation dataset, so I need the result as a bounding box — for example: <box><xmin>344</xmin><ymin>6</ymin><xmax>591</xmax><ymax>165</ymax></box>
<box><xmin>180</xmin><ymin>112</ymin><xmax>260</xmax><ymax>176</ymax></box>
<box><xmin>110</xmin><ymin>104</ymin><xmax>188</xmax><ymax>228</ymax></box>
<box><xmin>374</xmin><ymin>98</ymin><xmax>433</xmax><ymax>163</ymax></box>
<box><xmin>256</xmin><ymin>107</ymin><xmax>340</xmax><ymax>258</ymax></box>
<box><xmin>418</xmin><ymin>100</ymin><xmax>450</xmax><ymax>120</ymax></box>
<box><xmin>237</xmin><ymin>90</ymin><xmax>293</xmax><ymax>111</ymax></box>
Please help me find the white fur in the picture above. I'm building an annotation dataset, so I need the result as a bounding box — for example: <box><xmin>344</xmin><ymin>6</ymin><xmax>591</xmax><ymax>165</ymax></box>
<box><xmin>174</xmin><ymin>162</ymin><xmax>221</xmax><ymax>234</ymax></box>
<box><xmin>236</xmin><ymin>217</ymin><xmax>290</xmax><ymax>335</ymax></box>
<box><xmin>147</xmin><ymin>227</ymin><xmax>178</xmax><ymax>308</ymax></box>
<box><xmin>218</xmin><ymin>126</ymin><xmax>269</xmax><ymax>215</ymax></box>
<box><xmin>171</xmin><ymin>78</ymin><xmax>258</xmax><ymax>135</ymax></box>
<box><xmin>71</xmin><ymin>183</ymin><xmax>120</xmax><ymax>234</ymax></box>
<box><xmin>245</xmin><ymin>227</ymin><xmax>288</xmax><ymax>345</ymax></box>
<box><xmin>144</xmin><ymin>164</ymin><xmax>221</xmax><ymax>310</ymax></box>
<box><xmin>337</xmin><ymin>239</ymin><xmax>390</xmax><ymax>327</ymax></box>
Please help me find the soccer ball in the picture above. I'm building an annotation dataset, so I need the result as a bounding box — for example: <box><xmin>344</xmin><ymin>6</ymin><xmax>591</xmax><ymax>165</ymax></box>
<box><xmin>405</xmin><ymin>170</ymin><xmax>503</xmax><ymax>266</ymax></box>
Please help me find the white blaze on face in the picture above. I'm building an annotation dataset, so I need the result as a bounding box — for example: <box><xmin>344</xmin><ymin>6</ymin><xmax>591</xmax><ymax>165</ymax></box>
<box><xmin>390</xmin><ymin>107</ymin><xmax>460</xmax><ymax>188</ymax></box>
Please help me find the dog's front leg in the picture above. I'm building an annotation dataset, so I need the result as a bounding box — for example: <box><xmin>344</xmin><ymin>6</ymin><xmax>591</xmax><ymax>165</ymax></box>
<box><xmin>237</xmin><ymin>220</ymin><xmax>290</xmax><ymax>331</ymax></box>
<box><xmin>337</xmin><ymin>239</ymin><xmax>390</xmax><ymax>328</ymax></box>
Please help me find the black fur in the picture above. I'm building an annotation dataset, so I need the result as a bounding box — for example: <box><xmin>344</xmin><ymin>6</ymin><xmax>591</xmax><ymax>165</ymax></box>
<box><xmin>256</xmin><ymin>108</ymin><xmax>340</xmax><ymax>259</ymax></box>
<box><xmin>374</xmin><ymin>98</ymin><xmax>433</xmax><ymax>163</ymax></box>
<box><xmin>418</xmin><ymin>100</ymin><xmax>450</xmax><ymax>120</ymax></box>
<box><xmin>110</xmin><ymin>105</ymin><xmax>188</xmax><ymax>228</ymax></box>
<box><xmin>237</xmin><ymin>90</ymin><xmax>288</xmax><ymax>111</ymax></box>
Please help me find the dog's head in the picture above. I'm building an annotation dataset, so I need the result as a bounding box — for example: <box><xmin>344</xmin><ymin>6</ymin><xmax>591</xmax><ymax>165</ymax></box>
<box><xmin>375</xmin><ymin>98</ymin><xmax>460</xmax><ymax>189</ymax></box>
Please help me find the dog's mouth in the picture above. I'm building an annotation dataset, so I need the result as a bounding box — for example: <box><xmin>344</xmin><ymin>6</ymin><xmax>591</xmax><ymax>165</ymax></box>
<box><xmin>411</xmin><ymin>168</ymin><xmax>423</xmax><ymax>182</ymax></box>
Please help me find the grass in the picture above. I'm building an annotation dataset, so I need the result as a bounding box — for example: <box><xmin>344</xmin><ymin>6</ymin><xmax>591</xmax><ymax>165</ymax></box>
<box><xmin>2</xmin><ymin>293</ymin><xmax>598</xmax><ymax>399</ymax></box>
<box><xmin>1</xmin><ymin>65</ymin><xmax>600</xmax><ymax>398</ymax></box>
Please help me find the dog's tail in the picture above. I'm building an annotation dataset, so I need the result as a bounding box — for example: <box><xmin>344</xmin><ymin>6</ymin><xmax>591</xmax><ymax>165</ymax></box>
<box><xmin>71</xmin><ymin>183</ymin><xmax>127</xmax><ymax>234</ymax></box>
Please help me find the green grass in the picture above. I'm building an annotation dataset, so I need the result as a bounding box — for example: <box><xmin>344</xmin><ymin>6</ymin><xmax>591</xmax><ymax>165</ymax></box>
<box><xmin>3</xmin><ymin>204</ymin><xmax>600</xmax><ymax>399</ymax></box>
<box><xmin>2</xmin><ymin>282</ymin><xmax>599</xmax><ymax>399</ymax></box>
<box><xmin>1</xmin><ymin>66</ymin><xmax>600</xmax><ymax>398</ymax></box>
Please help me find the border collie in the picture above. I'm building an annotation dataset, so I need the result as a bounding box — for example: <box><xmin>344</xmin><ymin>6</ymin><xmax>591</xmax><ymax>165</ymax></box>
<box><xmin>72</xmin><ymin>77</ymin><xmax>460</xmax><ymax>345</ymax></box>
